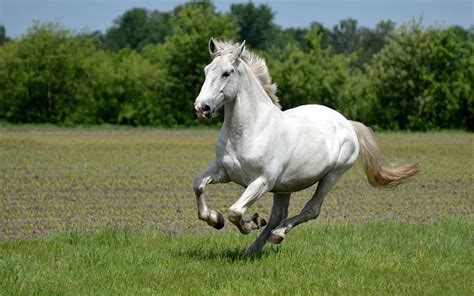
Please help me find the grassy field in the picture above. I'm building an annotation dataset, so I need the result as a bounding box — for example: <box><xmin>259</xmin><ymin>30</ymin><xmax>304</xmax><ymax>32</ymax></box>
<box><xmin>1</xmin><ymin>222</ymin><xmax>472</xmax><ymax>295</ymax></box>
<box><xmin>0</xmin><ymin>127</ymin><xmax>473</xmax><ymax>294</ymax></box>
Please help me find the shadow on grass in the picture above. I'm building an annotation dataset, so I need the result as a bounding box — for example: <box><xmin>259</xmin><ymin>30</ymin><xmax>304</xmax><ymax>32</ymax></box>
<box><xmin>175</xmin><ymin>245</ymin><xmax>282</xmax><ymax>262</ymax></box>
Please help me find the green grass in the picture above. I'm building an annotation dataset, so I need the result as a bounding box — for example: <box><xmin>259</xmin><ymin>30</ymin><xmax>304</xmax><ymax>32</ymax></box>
<box><xmin>0</xmin><ymin>128</ymin><xmax>472</xmax><ymax>294</ymax></box>
<box><xmin>1</xmin><ymin>221</ymin><xmax>472</xmax><ymax>295</ymax></box>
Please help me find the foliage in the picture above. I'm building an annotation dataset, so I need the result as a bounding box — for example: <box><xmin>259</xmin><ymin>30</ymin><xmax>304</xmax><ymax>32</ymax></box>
<box><xmin>230</xmin><ymin>2</ymin><xmax>275</xmax><ymax>50</ymax></box>
<box><xmin>0</xmin><ymin>2</ymin><xmax>472</xmax><ymax>130</ymax></box>
<box><xmin>0</xmin><ymin>24</ymin><xmax>164</xmax><ymax>125</ymax></box>
<box><xmin>68</xmin><ymin>49</ymin><xmax>165</xmax><ymax>126</ymax></box>
<box><xmin>142</xmin><ymin>1</ymin><xmax>238</xmax><ymax>126</ymax></box>
<box><xmin>367</xmin><ymin>21</ymin><xmax>473</xmax><ymax>130</ymax></box>
<box><xmin>269</xmin><ymin>27</ymin><xmax>373</xmax><ymax>120</ymax></box>
<box><xmin>0</xmin><ymin>25</ymin><xmax>9</xmax><ymax>45</ymax></box>
<box><xmin>104</xmin><ymin>8</ymin><xmax>173</xmax><ymax>50</ymax></box>
<box><xmin>323</xmin><ymin>19</ymin><xmax>396</xmax><ymax>67</ymax></box>
<box><xmin>0</xmin><ymin>24</ymin><xmax>98</xmax><ymax>123</ymax></box>
<box><xmin>268</xmin><ymin>28</ymin><xmax>366</xmax><ymax>120</ymax></box>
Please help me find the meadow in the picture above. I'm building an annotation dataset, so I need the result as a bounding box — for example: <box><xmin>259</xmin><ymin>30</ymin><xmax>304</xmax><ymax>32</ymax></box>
<box><xmin>0</xmin><ymin>127</ymin><xmax>473</xmax><ymax>294</ymax></box>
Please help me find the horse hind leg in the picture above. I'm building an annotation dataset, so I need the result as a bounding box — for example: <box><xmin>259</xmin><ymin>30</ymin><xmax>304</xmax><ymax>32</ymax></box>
<box><xmin>245</xmin><ymin>193</ymin><xmax>291</xmax><ymax>256</ymax></box>
<box><xmin>268</xmin><ymin>170</ymin><xmax>345</xmax><ymax>244</ymax></box>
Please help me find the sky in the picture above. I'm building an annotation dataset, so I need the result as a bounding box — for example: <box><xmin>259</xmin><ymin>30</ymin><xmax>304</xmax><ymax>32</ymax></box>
<box><xmin>1</xmin><ymin>0</ymin><xmax>472</xmax><ymax>38</ymax></box>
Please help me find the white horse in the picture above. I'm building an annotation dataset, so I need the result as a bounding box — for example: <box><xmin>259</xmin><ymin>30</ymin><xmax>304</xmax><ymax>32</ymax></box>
<box><xmin>193</xmin><ymin>39</ymin><xmax>420</xmax><ymax>256</ymax></box>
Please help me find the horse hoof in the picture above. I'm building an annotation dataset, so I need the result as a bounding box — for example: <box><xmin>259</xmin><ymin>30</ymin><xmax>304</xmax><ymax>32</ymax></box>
<box><xmin>213</xmin><ymin>211</ymin><xmax>225</xmax><ymax>230</ymax></box>
<box><xmin>267</xmin><ymin>233</ymin><xmax>284</xmax><ymax>245</ymax></box>
<box><xmin>251</xmin><ymin>213</ymin><xmax>267</xmax><ymax>228</ymax></box>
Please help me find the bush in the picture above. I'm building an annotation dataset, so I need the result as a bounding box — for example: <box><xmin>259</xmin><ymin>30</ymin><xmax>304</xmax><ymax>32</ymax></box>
<box><xmin>0</xmin><ymin>24</ymin><xmax>98</xmax><ymax>123</ymax></box>
<box><xmin>367</xmin><ymin>22</ymin><xmax>473</xmax><ymax>130</ymax></box>
<box><xmin>0</xmin><ymin>9</ymin><xmax>472</xmax><ymax>130</ymax></box>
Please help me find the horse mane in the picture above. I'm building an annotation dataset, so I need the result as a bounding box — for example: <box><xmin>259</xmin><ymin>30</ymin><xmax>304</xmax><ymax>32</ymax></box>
<box><xmin>210</xmin><ymin>40</ymin><xmax>281</xmax><ymax>109</ymax></box>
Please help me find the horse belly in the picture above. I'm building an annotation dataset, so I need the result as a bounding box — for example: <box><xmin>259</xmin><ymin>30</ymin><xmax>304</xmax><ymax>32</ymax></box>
<box><xmin>271</xmin><ymin>177</ymin><xmax>321</xmax><ymax>193</ymax></box>
<box><xmin>271</xmin><ymin>154</ymin><xmax>332</xmax><ymax>192</ymax></box>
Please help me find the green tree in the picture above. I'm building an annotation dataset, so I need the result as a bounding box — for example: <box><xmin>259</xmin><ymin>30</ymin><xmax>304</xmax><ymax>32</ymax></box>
<box><xmin>104</xmin><ymin>8</ymin><xmax>173</xmax><ymax>50</ymax></box>
<box><xmin>67</xmin><ymin>49</ymin><xmax>164</xmax><ymax>125</ymax></box>
<box><xmin>357</xmin><ymin>20</ymin><xmax>396</xmax><ymax>66</ymax></box>
<box><xmin>79</xmin><ymin>30</ymin><xmax>105</xmax><ymax>48</ymax></box>
<box><xmin>0</xmin><ymin>24</ymin><xmax>98</xmax><ymax>123</ymax></box>
<box><xmin>367</xmin><ymin>22</ymin><xmax>473</xmax><ymax>130</ymax></box>
<box><xmin>324</xmin><ymin>19</ymin><xmax>395</xmax><ymax>67</ymax></box>
<box><xmin>269</xmin><ymin>28</ymin><xmax>356</xmax><ymax>116</ymax></box>
<box><xmin>0</xmin><ymin>25</ymin><xmax>9</xmax><ymax>45</ymax></box>
<box><xmin>230</xmin><ymin>2</ymin><xmax>275</xmax><ymax>49</ymax></box>
<box><xmin>104</xmin><ymin>8</ymin><xmax>148</xmax><ymax>50</ymax></box>
<box><xmin>142</xmin><ymin>2</ymin><xmax>238</xmax><ymax>126</ymax></box>
<box><xmin>330</xmin><ymin>18</ymin><xmax>361</xmax><ymax>55</ymax></box>
<box><xmin>0</xmin><ymin>23</ymin><xmax>165</xmax><ymax>125</ymax></box>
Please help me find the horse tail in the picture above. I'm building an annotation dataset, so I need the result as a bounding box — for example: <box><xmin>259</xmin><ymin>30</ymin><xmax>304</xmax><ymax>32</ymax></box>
<box><xmin>350</xmin><ymin>121</ymin><xmax>420</xmax><ymax>188</ymax></box>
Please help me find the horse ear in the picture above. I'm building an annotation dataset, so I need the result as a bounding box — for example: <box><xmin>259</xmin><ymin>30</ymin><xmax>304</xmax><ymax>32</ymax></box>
<box><xmin>209</xmin><ymin>38</ymin><xmax>218</xmax><ymax>57</ymax></box>
<box><xmin>232</xmin><ymin>40</ymin><xmax>246</xmax><ymax>64</ymax></box>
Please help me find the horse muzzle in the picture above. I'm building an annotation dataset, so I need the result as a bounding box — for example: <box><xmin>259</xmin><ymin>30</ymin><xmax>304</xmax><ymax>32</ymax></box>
<box><xmin>195</xmin><ymin>104</ymin><xmax>212</xmax><ymax>120</ymax></box>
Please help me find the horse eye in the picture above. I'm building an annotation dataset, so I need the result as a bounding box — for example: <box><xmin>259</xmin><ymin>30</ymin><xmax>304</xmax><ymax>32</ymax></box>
<box><xmin>222</xmin><ymin>71</ymin><xmax>231</xmax><ymax>78</ymax></box>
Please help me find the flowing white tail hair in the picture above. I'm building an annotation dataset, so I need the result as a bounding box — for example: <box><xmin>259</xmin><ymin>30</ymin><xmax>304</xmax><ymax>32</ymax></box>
<box><xmin>351</xmin><ymin>121</ymin><xmax>421</xmax><ymax>188</ymax></box>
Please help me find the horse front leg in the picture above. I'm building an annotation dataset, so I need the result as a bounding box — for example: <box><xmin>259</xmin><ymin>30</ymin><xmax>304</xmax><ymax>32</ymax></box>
<box><xmin>193</xmin><ymin>161</ymin><xmax>230</xmax><ymax>229</ymax></box>
<box><xmin>228</xmin><ymin>177</ymin><xmax>270</xmax><ymax>235</ymax></box>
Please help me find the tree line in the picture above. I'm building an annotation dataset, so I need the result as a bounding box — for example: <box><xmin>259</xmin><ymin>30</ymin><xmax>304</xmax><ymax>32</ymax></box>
<box><xmin>0</xmin><ymin>1</ymin><xmax>472</xmax><ymax>130</ymax></box>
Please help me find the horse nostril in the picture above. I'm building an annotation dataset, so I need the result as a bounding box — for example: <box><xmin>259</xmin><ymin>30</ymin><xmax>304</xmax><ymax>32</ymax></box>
<box><xmin>202</xmin><ymin>105</ymin><xmax>211</xmax><ymax>112</ymax></box>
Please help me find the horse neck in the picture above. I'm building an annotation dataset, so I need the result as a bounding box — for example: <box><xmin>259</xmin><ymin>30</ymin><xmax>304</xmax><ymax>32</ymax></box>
<box><xmin>223</xmin><ymin>63</ymin><xmax>279</xmax><ymax>139</ymax></box>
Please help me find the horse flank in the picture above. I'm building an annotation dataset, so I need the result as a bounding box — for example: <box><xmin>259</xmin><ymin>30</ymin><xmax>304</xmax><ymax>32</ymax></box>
<box><xmin>210</xmin><ymin>40</ymin><xmax>281</xmax><ymax>109</ymax></box>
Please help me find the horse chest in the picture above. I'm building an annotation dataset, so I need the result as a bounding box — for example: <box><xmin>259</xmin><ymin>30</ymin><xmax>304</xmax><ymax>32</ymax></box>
<box><xmin>221</xmin><ymin>149</ymin><xmax>263</xmax><ymax>187</ymax></box>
